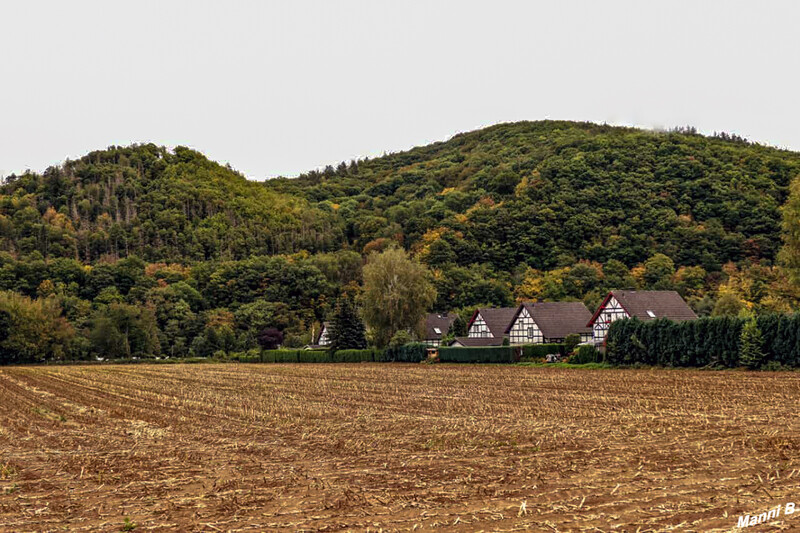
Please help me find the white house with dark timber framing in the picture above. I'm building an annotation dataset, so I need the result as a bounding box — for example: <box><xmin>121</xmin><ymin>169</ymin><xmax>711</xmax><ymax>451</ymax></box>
<box><xmin>588</xmin><ymin>290</ymin><xmax>698</xmax><ymax>346</ymax></box>
<box><xmin>467</xmin><ymin>307</ymin><xmax>517</xmax><ymax>339</ymax></box>
<box><xmin>506</xmin><ymin>301</ymin><xmax>593</xmax><ymax>345</ymax></box>
<box><xmin>305</xmin><ymin>322</ymin><xmax>331</xmax><ymax>349</ymax></box>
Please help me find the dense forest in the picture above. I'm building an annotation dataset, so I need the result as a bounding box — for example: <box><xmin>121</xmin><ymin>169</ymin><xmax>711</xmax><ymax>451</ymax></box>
<box><xmin>3</xmin><ymin>120</ymin><xmax>800</xmax><ymax>362</ymax></box>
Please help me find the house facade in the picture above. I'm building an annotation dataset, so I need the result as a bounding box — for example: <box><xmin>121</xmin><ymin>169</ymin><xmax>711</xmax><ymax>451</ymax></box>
<box><xmin>506</xmin><ymin>302</ymin><xmax>593</xmax><ymax>345</ymax></box>
<box><xmin>466</xmin><ymin>307</ymin><xmax>517</xmax><ymax>340</ymax></box>
<box><xmin>588</xmin><ymin>290</ymin><xmax>698</xmax><ymax>345</ymax></box>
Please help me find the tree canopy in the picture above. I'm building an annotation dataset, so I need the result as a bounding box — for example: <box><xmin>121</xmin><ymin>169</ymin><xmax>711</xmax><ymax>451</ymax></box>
<box><xmin>2</xmin><ymin>121</ymin><xmax>800</xmax><ymax>361</ymax></box>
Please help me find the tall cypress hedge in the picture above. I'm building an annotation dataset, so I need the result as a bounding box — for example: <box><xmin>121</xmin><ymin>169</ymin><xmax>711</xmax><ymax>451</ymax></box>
<box><xmin>606</xmin><ymin>314</ymin><xmax>800</xmax><ymax>368</ymax></box>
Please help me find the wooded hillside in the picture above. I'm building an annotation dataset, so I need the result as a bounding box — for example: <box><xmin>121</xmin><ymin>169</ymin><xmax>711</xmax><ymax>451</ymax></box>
<box><xmin>2</xmin><ymin>121</ymin><xmax>800</xmax><ymax>362</ymax></box>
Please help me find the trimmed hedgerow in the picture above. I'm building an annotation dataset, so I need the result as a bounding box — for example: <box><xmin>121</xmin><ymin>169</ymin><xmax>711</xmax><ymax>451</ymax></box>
<box><xmin>331</xmin><ymin>348</ymin><xmax>382</xmax><ymax>363</ymax></box>
<box><xmin>385</xmin><ymin>343</ymin><xmax>428</xmax><ymax>363</ymax></box>
<box><xmin>520</xmin><ymin>344</ymin><xmax>564</xmax><ymax>361</ymax></box>
<box><xmin>605</xmin><ymin>314</ymin><xmax>800</xmax><ymax>368</ymax></box>
<box><xmin>437</xmin><ymin>346</ymin><xmax>517</xmax><ymax>363</ymax></box>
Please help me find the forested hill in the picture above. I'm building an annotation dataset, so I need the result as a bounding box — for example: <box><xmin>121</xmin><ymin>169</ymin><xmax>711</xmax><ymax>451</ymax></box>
<box><xmin>266</xmin><ymin>120</ymin><xmax>800</xmax><ymax>273</ymax></box>
<box><xmin>3</xmin><ymin>120</ymin><xmax>800</xmax><ymax>362</ymax></box>
<box><xmin>0</xmin><ymin>144</ymin><xmax>342</xmax><ymax>263</ymax></box>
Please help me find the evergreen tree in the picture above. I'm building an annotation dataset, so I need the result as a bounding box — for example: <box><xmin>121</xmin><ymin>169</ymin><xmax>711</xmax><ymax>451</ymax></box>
<box><xmin>451</xmin><ymin>313</ymin><xmax>468</xmax><ymax>337</ymax></box>
<box><xmin>328</xmin><ymin>297</ymin><xmax>367</xmax><ymax>351</ymax></box>
<box><xmin>739</xmin><ymin>317</ymin><xmax>765</xmax><ymax>369</ymax></box>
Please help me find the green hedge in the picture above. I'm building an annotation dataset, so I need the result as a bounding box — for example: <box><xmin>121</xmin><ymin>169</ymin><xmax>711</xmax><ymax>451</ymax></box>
<box><xmin>259</xmin><ymin>348</ymin><xmax>383</xmax><ymax>363</ymax></box>
<box><xmin>438</xmin><ymin>346</ymin><xmax>517</xmax><ymax>363</ymax></box>
<box><xmin>570</xmin><ymin>344</ymin><xmax>601</xmax><ymax>364</ymax></box>
<box><xmin>385</xmin><ymin>343</ymin><xmax>428</xmax><ymax>363</ymax></box>
<box><xmin>520</xmin><ymin>344</ymin><xmax>564</xmax><ymax>361</ymax></box>
<box><xmin>605</xmin><ymin>314</ymin><xmax>800</xmax><ymax>368</ymax></box>
<box><xmin>331</xmin><ymin>348</ymin><xmax>383</xmax><ymax>362</ymax></box>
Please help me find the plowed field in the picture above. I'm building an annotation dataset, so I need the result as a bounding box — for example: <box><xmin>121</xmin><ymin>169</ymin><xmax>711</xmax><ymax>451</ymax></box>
<box><xmin>1</xmin><ymin>364</ymin><xmax>799</xmax><ymax>531</ymax></box>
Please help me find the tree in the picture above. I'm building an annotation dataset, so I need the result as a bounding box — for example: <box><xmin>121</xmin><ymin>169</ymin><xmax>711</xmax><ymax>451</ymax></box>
<box><xmin>389</xmin><ymin>330</ymin><xmax>413</xmax><ymax>347</ymax></box>
<box><xmin>712</xmin><ymin>292</ymin><xmax>744</xmax><ymax>317</ymax></box>
<box><xmin>739</xmin><ymin>317</ymin><xmax>765</xmax><ymax>369</ymax></box>
<box><xmin>451</xmin><ymin>313</ymin><xmax>468</xmax><ymax>337</ymax></box>
<box><xmin>257</xmin><ymin>327</ymin><xmax>284</xmax><ymax>350</ymax></box>
<box><xmin>779</xmin><ymin>175</ymin><xmax>800</xmax><ymax>283</ymax></box>
<box><xmin>0</xmin><ymin>291</ymin><xmax>74</xmax><ymax>364</ymax></box>
<box><xmin>643</xmin><ymin>254</ymin><xmax>676</xmax><ymax>289</ymax></box>
<box><xmin>362</xmin><ymin>248</ymin><xmax>436</xmax><ymax>347</ymax></box>
<box><xmin>89</xmin><ymin>303</ymin><xmax>160</xmax><ymax>359</ymax></box>
<box><xmin>328</xmin><ymin>297</ymin><xmax>367</xmax><ymax>350</ymax></box>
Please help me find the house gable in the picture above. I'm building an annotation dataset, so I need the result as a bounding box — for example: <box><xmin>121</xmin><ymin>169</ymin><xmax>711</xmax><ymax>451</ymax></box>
<box><xmin>468</xmin><ymin>312</ymin><xmax>493</xmax><ymax>338</ymax></box>
<box><xmin>508</xmin><ymin>307</ymin><xmax>543</xmax><ymax>345</ymax></box>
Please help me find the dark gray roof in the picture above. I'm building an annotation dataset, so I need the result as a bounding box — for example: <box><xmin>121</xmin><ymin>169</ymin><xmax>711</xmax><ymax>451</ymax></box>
<box><xmin>450</xmin><ymin>336</ymin><xmax>504</xmax><ymax>347</ymax></box>
<box><xmin>425</xmin><ymin>313</ymin><xmax>456</xmax><ymax>340</ymax></box>
<box><xmin>470</xmin><ymin>307</ymin><xmax>518</xmax><ymax>338</ymax></box>
<box><xmin>603</xmin><ymin>290</ymin><xmax>697</xmax><ymax>323</ymax></box>
<box><xmin>511</xmin><ymin>301</ymin><xmax>592</xmax><ymax>339</ymax></box>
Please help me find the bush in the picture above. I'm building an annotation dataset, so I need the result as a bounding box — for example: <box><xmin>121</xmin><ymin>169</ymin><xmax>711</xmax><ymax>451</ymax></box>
<box><xmin>438</xmin><ymin>346</ymin><xmax>517</xmax><ymax>363</ymax></box>
<box><xmin>260</xmin><ymin>348</ymin><xmax>380</xmax><ymax>363</ymax></box>
<box><xmin>298</xmin><ymin>350</ymin><xmax>332</xmax><ymax>363</ymax></box>
<box><xmin>520</xmin><ymin>344</ymin><xmax>564</xmax><ymax>361</ymax></box>
<box><xmin>385</xmin><ymin>343</ymin><xmax>427</xmax><ymax>362</ymax></box>
<box><xmin>564</xmin><ymin>334</ymin><xmax>582</xmax><ymax>353</ymax></box>
<box><xmin>570</xmin><ymin>344</ymin><xmax>600</xmax><ymax>364</ymax></box>
<box><xmin>332</xmin><ymin>348</ymin><xmax>381</xmax><ymax>362</ymax></box>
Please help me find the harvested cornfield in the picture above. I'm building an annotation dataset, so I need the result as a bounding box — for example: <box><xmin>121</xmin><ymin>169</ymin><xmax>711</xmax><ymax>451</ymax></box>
<box><xmin>1</xmin><ymin>364</ymin><xmax>799</xmax><ymax>532</ymax></box>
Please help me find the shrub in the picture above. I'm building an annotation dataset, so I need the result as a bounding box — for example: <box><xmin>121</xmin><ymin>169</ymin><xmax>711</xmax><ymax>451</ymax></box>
<box><xmin>385</xmin><ymin>343</ymin><xmax>427</xmax><ymax>363</ymax></box>
<box><xmin>739</xmin><ymin>318</ymin><xmax>765</xmax><ymax>369</ymax></box>
<box><xmin>298</xmin><ymin>350</ymin><xmax>332</xmax><ymax>363</ymax></box>
<box><xmin>570</xmin><ymin>344</ymin><xmax>600</xmax><ymax>364</ymax></box>
<box><xmin>564</xmin><ymin>334</ymin><xmax>581</xmax><ymax>353</ymax></box>
<box><xmin>520</xmin><ymin>344</ymin><xmax>564</xmax><ymax>361</ymax></box>
<box><xmin>332</xmin><ymin>348</ymin><xmax>380</xmax><ymax>363</ymax></box>
<box><xmin>438</xmin><ymin>346</ymin><xmax>516</xmax><ymax>363</ymax></box>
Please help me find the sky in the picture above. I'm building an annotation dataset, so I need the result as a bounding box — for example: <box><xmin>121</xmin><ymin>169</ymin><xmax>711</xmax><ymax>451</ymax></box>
<box><xmin>2</xmin><ymin>1</ymin><xmax>799</xmax><ymax>180</ymax></box>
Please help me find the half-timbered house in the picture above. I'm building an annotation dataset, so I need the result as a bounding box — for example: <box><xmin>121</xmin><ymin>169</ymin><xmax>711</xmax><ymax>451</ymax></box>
<box><xmin>588</xmin><ymin>290</ymin><xmax>697</xmax><ymax>345</ymax></box>
<box><xmin>424</xmin><ymin>313</ymin><xmax>456</xmax><ymax>346</ymax></box>
<box><xmin>466</xmin><ymin>307</ymin><xmax>518</xmax><ymax>341</ymax></box>
<box><xmin>506</xmin><ymin>302</ymin><xmax>593</xmax><ymax>345</ymax></box>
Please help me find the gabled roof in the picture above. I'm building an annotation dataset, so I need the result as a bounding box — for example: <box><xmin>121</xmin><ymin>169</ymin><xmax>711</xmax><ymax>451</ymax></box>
<box><xmin>425</xmin><ymin>313</ymin><xmax>456</xmax><ymax>340</ymax></box>
<box><xmin>314</xmin><ymin>321</ymin><xmax>330</xmax><ymax>345</ymax></box>
<box><xmin>588</xmin><ymin>290</ymin><xmax>697</xmax><ymax>326</ymax></box>
<box><xmin>508</xmin><ymin>301</ymin><xmax>592</xmax><ymax>339</ymax></box>
<box><xmin>468</xmin><ymin>307</ymin><xmax>518</xmax><ymax>338</ymax></box>
<box><xmin>450</xmin><ymin>336</ymin><xmax>504</xmax><ymax>347</ymax></box>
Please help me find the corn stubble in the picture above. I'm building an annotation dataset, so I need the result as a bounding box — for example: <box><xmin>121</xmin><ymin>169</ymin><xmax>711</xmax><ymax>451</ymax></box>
<box><xmin>0</xmin><ymin>364</ymin><xmax>798</xmax><ymax>531</ymax></box>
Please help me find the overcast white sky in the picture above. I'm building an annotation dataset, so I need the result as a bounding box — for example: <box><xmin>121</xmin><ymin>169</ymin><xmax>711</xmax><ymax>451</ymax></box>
<box><xmin>1</xmin><ymin>1</ymin><xmax>798</xmax><ymax>180</ymax></box>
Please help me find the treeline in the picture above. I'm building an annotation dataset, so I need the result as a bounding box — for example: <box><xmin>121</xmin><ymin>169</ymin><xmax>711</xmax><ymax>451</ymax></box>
<box><xmin>0</xmin><ymin>251</ymin><xmax>362</xmax><ymax>364</ymax></box>
<box><xmin>605</xmin><ymin>314</ymin><xmax>800</xmax><ymax>369</ymax></box>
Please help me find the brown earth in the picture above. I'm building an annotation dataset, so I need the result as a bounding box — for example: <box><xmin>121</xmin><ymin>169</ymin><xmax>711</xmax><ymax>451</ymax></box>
<box><xmin>1</xmin><ymin>363</ymin><xmax>799</xmax><ymax>532</ymax></box>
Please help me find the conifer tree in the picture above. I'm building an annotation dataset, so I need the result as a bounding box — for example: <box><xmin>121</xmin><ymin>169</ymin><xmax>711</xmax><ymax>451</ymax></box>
<box><xmin>739</xmin><ymin>317</ymin><xmax>765</xmax><ymax>369</ymax></box>
<box><xmin>328</xmin><ymin>297</ymin><xmax>367</xmax><ymax>351</ymax></box>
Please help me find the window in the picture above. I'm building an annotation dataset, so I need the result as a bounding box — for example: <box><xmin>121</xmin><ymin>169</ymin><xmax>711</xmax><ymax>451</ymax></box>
<box><xmin>646</xmin><ymin>310</ymin><xmax>656</xmax><ymax>318</ymax></box>
<box><xmin>433</xmin><ymin>327</ymin><xmax>441</xmax><ymax>335</ymax></box>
